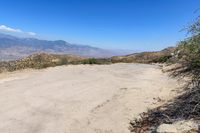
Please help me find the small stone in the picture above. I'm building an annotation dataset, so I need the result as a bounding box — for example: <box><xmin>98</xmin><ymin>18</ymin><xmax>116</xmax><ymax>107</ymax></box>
<box><xmin>157</xmin><ymin>124</ymin><xmax>177</xmax><ymax>133</ymax></box>
<box><xmin>157</xmin><ymin>120</ymin><xmax>199</xmax><ymax>133</ymax></box>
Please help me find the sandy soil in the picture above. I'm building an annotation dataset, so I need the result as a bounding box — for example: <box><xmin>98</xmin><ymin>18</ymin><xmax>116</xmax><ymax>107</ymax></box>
<box><xmin>0</xmin><ymin>63</ymin><xmax>180</xmax><ymax>133</ymax></box>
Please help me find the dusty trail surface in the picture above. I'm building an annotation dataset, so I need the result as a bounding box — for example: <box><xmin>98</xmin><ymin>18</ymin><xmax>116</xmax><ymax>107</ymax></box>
<box><xmin>0</xmin><ymin>63</ymin><xmax>179</xmax><ymax>133</ymax></box>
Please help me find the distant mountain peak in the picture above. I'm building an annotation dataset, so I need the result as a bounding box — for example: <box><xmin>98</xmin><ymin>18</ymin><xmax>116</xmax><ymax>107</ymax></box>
<box><xmin>0</xmin><ymin>33</ymin><xmax>124</xmax><ymax>61</ymax></box>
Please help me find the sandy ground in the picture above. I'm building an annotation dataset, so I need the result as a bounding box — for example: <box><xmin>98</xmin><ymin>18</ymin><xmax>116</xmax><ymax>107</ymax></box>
<box><xmin>0</xmin><ymin>63</ymin><xmax>180</xmax><ymax>133</ymax></box>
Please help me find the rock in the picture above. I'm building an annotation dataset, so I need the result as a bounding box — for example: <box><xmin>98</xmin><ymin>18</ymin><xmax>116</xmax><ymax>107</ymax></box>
<box><xmin>157</xmin><ymin>124</ymin><xmax>178</xmax><ymax>132</ymax></box>
<box><xmin>162</xmin><ymin>63</ymin><xmax>182</xmax><ymax>73</ymax></box>
<box><xmin>157</xmin><ymin>120</ymin><xmax>199</xmax><ymax>133</ymax></box>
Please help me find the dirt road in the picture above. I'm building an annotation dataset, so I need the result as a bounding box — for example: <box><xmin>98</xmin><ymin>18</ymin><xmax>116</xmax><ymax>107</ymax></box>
<box><xmin>0</xmin><ymin>63</ymin><xmax>179</xmax><ymax>133</ymax></box>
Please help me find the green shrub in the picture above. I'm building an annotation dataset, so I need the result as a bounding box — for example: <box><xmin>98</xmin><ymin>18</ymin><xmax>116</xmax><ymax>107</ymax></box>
<box><xmin>174</xmin><ymin>16</ymin><xmax>200</xmax><ymax>86</ymax></box>
<box><xmin>56</xmin><ymin>58</ymin><xmax>68</xmax><ymax>65</ymax></box>
<box><xmin>82</xmin><ymin>58</ymin><xmax>97</xmax><ymax>64</ymax></box>
<box><xmin>88</xmin><ymin>58</ymin><xmax>97</xmax><ymax>64</ymax></box>
<box><xmin>151</xmin><ymin>55</ymin><xmax>172</xmax><ymax>63</ymax></box>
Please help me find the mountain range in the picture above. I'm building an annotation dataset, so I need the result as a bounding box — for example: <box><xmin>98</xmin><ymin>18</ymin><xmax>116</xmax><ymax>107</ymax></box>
<box><xmin>0</xmin><ymin>33</ymin><xmax>131</xmax><ymax>61</ymax></box>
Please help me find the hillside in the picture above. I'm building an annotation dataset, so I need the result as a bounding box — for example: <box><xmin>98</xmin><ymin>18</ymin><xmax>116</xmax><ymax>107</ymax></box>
<box><xmin>0</xmin><ymin>53</ymin><xmax>86</xmax><ymax>72</ymax></box>
<box><xmin>0</xmin><ymin>52</ymin><xmax>115</xmax><ymax>73</ymax></box>
<box><xmin>129</xmin><ymin>17</ymin><xmax>200</xmax><ymax>132</ymax></box>
<box><xmin>111</xmin><ymin>47</ymin><xmax>175</xmax><ymax>63</ymax></box>
<box><xmin>0</xmin><ymin>47</ymin><xmax>176</xmax><ymax>73</ymax></box>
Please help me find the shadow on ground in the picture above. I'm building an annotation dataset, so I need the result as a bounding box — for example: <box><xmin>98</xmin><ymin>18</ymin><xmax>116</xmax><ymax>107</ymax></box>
<box><xmin>129</xmin><ymin>86</ymin><xmax>200</xmax><ymax>132</ymax></box>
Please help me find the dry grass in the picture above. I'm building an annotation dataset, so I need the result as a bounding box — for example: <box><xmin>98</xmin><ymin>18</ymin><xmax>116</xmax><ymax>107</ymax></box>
<box><xmin>111</xmin><ymin>47</ymin><xmax>175</xmax><ymax>63</ymax></box>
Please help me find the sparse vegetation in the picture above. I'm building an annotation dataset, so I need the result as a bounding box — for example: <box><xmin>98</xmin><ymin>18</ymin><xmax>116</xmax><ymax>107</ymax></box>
<box><xmin>82</xmin><ymin>58</ymin><xmax>111</xmax><ymax>65</ymax></box>
<box><xmin>0</xmin><ymin>53</ymin><xmax>85</xmax><ymax>72</ymax></box>
<box><xmin>129</xmin><ymin>16</ymin><xmax>200</xmax><ymax>132</ymax></box>
<box><xmin>82</xmin><ymin>58</ymin><xmax>97</xmax><ymax>64</ymax></box>
<box><xmin>111</xmin><ymin>47</ymin><xmax>175</xmax><ymax>64</ymax></box>
<box><xmin>0</xmin><ymin>53</ymin><xmax>113</xmax><ymax>73</ymax></box>
<box><xmin>151</xmin><ymin>55</ymin><xmax>172</xmax><ymax>63</ymax></box>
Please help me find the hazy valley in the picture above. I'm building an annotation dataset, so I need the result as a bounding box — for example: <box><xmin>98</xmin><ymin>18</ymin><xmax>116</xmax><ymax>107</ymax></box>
<box><xmin>0</xmin><ymin>33</ymin><xmax>132</xmax><ymax>61</ymax></box>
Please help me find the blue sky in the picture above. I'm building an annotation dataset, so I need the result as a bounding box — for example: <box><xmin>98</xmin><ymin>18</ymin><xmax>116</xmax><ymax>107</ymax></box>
<box><xmin>0</xmin><ymin>0</ymin><xmax>199</xmax><ymax>51</ymax></box>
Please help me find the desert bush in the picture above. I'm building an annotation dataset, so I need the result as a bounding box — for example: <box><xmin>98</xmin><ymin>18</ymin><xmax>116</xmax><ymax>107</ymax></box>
<box><xmin>56</xmin><ymin>58</ymin><xmax>69</xmax><ymax>65</ymax></box>
<box><xmin>173</xmin><ymin>16</ymin><xmax>200</xmax><ymax>87</ymax></box>
<box><xmin>151</xmin><ymin>55</ymin><xmax>172</xmax><ymax>63</ymax></box>
<box><xmin>82</xmin><ymin>58</ymin><xmax>96</xmax><ymax>64</ymax></box>
<box><xmin>87</xmin><ymin>58</ymin><xmax>97</xmax><ymax>64</ymax></box>
<box><xmin>82</xmin><ymin>58</ymin><xmax>111</xmax><ymax>65</ymax></box>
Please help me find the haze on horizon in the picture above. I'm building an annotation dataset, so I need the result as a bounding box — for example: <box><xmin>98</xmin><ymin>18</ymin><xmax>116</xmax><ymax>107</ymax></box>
<box><xmin>0</xmin><ymin>0</ymin><xmax>199</xmax><ymax>51</ymax></box>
